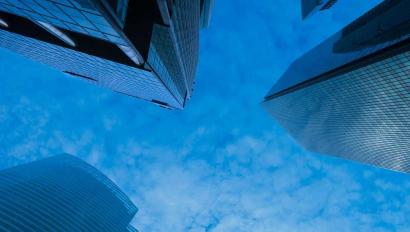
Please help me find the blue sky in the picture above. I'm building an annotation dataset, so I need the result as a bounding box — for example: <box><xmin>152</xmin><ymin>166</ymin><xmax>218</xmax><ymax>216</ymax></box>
<box><xmin>1</xmin><ymin>0</ymin><xmax>410</xmax><ymax>231</ymax></box>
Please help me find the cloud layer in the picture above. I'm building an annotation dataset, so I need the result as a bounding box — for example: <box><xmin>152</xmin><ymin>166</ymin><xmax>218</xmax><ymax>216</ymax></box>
<box><xmin>1</xmin><ymin>0</ymin><xmax>410</xmax><ymax>231</ymax></box>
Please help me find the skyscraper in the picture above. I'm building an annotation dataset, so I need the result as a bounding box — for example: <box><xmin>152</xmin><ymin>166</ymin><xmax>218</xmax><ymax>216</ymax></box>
<box><xmin>264</xmin><ymin>0</ymin><xmax>410</xmax><ymax>173</ymax></box>
<box><xmin>0</xmin><ymin>0</ymin><xmax>214</xmax><ymax>109</ymax></box>
<box><xmin>301</xmin><ymin>0</ymin><xmax>338</xmax><ymax>19</ymax></box>
<box><xmin>0</xmin><ymin>154</ymin><xmax>138</xmax><ymax>231</ymax></box>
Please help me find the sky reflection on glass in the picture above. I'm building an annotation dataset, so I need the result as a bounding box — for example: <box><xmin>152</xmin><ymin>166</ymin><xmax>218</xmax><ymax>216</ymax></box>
<box><xmin>0</xmin><ymin>0</ymin><xmax>410</xmax><ymax>231</ymax></box>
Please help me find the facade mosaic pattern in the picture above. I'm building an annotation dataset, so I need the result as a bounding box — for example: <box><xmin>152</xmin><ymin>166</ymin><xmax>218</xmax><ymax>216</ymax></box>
<box><xmin>0</xmin><ymin>154</ymin><xmax>138</xmax><ymax>231</ymax></box>
<box><xmin>264</xmin><ymin>48</ymin><xmax>410</xmax><ymax>172</ymax></box>
<box><xmin>0</xmin><ymin>0</ymin><xmax>129</xmax><ymax>45</ymax></box>
<box><xmin>264</xmin><ymin>0</ymin><xmax>410</xmax><ymax>173</ymax></box>
<box><xmin>0</xmin><ymin>0</ymin><xmax>212</xmax><ymax>109</ymax></box>
<box><xmin>0</xmin><ymin>28</ymin><xmax>181</xmax><ymax>108</ymax></box>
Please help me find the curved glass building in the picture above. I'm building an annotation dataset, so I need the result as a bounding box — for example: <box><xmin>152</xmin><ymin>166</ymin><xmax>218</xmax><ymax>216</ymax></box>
<box><xmin>264</xmin><ymin>0</ymin><xmax>410</xmax><ymax>173</ymax></box>
<box><xmin>0</xmin><ymin>0</ymin><xmax>214</xmax><ymax>109</ymax></box>
<box><xmin>0</xmin><ymin>154</ymin><xmax>138</xmax><ymax>231</ymax></box>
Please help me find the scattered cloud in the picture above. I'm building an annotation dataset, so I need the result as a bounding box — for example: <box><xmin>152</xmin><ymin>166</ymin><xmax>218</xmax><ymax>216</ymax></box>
<box><xmin>0</xmin><ymin>0</ymin><xmax>407</xmax><ymax>231</ymax></box>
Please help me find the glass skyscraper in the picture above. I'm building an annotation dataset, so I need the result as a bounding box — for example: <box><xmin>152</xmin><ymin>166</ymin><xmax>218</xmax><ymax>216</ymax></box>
<box><xmin>0</xmin><ymin>154</ymin><xmax>138</xmax><ymax>231</ymax></box>
<box><xmin>301</xmin><ymin>0</ymin><xmax>338</xmax><ymax>19</ymax></box>
<box><xmin>0</xmin><ymin>0</ymin><xmax>214</xmax><ymax>109</ymax></box>
<box><xmin>264</xmin><ymin>0</ymin><xmax>410</xmax><ymax>173</ymax></box>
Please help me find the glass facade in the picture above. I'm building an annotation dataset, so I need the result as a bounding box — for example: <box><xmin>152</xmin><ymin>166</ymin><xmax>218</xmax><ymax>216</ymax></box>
<box><xmin>0</xmin><ymin>27</ymin><xmax>182</xmax><ymax>108</ymax></box>
<box><xmin>149</xmin><ymin>23</ymin><xmax>188</xmax><ymax>104</ymax></box>
<box><xmin>0</xmin><ymin>0</ymin><xmax>127</xmax><ymax>45</ymax></box>
<box><xmin>0</xmin><ymin>0</ymin><xmax>212</xmax><ymax>109</ymax></box>
<box><xmin>264</xmin><ymin>0</ymin><xmax>410</xmax><ymax>173</ymax></box>
<box><xmin>200</xmin><ymin>0</ymin><xmax>214</xmax><ymax>28</ymax></box>
<box><xmin>146</xmin><ymin>0</ymin><xmax>201</xmax><ymax>104</ymax></box>
<box><xmin>0</xmin><ymin>154</ymin><xmax>138</xmax><ymax>231</ymax></box>
<box><xmin>172</xmin><ymin>0</ymin><xmax>200</xmax><ymax>95</ymax></box>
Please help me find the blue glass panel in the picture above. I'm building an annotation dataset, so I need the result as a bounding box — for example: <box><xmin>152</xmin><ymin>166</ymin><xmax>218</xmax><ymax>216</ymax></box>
<box><xmin>0</xmin><ymin>154</ymin><xmax>138</xmax><ymax>231</ymax></box>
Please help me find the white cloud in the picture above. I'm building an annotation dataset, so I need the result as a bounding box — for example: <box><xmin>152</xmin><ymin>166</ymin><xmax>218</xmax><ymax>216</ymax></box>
<box><xmin>0</xmin><ymin>0</ymin><xmax>406</xmax><ymax>231</ymax></box>
<box><xmin>95</xmin><ymin>131</ymin><xmax>410</xmax><ymax>232</ymax></box>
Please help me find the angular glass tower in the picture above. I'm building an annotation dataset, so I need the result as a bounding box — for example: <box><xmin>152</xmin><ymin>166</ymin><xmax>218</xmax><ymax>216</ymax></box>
<box><xmin>0</xmin><ymin>154</ymin><xmax>138</xmax><ymax>231</ymax></box>
<box><xmin>301</xmin><ymin>0</ymin><xmax>338</xmax><ymax>19</ymax></box>
<box><xmin>264</xmin><ymin>0</ymin><xmax>410</xmax><ymax>173</ymax></box>
<box><xmin>0</xmin><ymin>0</ymin><xmax>214</xmax><ymax>109</ymax></box>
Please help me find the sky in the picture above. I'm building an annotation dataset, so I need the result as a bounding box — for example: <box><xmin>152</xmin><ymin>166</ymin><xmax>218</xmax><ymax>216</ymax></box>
<box><xmin>1</xmin><ymin>0</ymin><xmax>410</xmax><ymax>231</ymax></box>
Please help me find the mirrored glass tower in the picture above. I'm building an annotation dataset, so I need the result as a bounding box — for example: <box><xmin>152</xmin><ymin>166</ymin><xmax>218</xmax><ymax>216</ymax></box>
<box><xmin>0</xmin><ymin>0</ymin><xmax>214</xmax><ymax>109</ymax></box>
<box><xmin>264</xmin><ymin>0</ymin><xmax>410</xmax><ymax>173</ymax></box>
<box><xmin>0</xmin><ymin>154</ymin><xmax>138</xmax><ymax>231</ymax></box>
